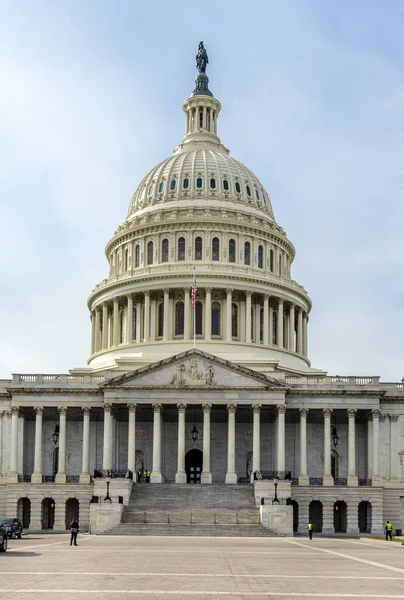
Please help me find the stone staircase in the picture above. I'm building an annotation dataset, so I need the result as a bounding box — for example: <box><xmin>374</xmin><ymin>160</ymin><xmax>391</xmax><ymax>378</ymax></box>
<box><xmin>101</xmin><ymin>483</ymin><xmax>278</xmax><ymax>537</ymax></box>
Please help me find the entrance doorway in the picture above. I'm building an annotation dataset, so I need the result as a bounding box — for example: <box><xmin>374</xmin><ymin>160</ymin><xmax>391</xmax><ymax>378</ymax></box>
<box><xmin>334</xmin><ymin>501</ymin><xmax>347</xmax><ymax>533</ymax></box>
<box><xmin>309</xmin><ymin>500</ymin><xmax>323</xmax><ymax>532</ymax></box>
<box><xmin>42</xmin><ymin>498</ymin><xmax>55</xmax><ymax>529</ymax></box>
<box><xmin>65</xmin><ymin>498</ymin><xmax>80</xmax><ymax>530</ymax></box>
<box><xmin>358</xmin><ymin>501</ymin><xmax>371</xmax><ymax>533</ymax></box>
<box><xmin>185</xmin><ymin>449</ymin><xmax>203</xmax><ymax>484</ymax></box>
<box><xmin>17</xmin><ymin>498</ymin><xmax>31</xmax><ymax>529</ymax></box>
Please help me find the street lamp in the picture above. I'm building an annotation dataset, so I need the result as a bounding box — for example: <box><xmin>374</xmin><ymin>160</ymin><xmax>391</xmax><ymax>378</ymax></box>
<box><xmin>52</xmin><ymin>424</ymin><xmax>59</xmax><ymax>445</ymax></box>
<box><xmin>104</xmin><ymin>474</ymin><xmax>112</xmax><ymax>502</ymax></box>
<box><xmin>331</xmin><ymin>425</ymin><xmax>339</xmax><ymax>448</ymax></box>
<box><xmin>191</xmin><ymin>424</ymin><xmax>199</xmax><ymax>442</ymax></box>
<box><xmin>272</xmin><ymin>475</ymin><xmax>280</xmax><ymax>504</ymax></box>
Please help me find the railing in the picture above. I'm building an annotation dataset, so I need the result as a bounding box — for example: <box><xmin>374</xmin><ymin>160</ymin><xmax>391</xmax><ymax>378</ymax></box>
<box><xmin>66</xmin><ymin>475</ymin><xmax>80</xmax><ymax>484</ymax></box>
<box><xmin>255</xmin><ymin>471</ymin><xmax>292</xmax><ymax>481</ymax></box>
<box><xmin>93</xmin><ymin>469</ymin><xmax>133</xmax><ymax>480</ymax></box>
<box><xmin>359</xmin><ymin>478</ymin><xmax>372</xmax><ymax>486</ymax></box>
<box><xmin>334</xmin><ymin>478</ymin><xmax>348</xmax><ymax>486</ymax></box>
<box><xmin>285</xmin><ymin>376</ymin><xmax>381</xmax><ymax>386</ymax></box>
<box><xmin>12</xmin><ymin>373</ymin><xmax>106</xmax><ymax>385</ymax></box>
<box><xmin>42</xmin><ymin>475</ymin><xmax>55</xmax><ymax>483</ymax></box>
<box><xmin>17</xmin><ymin>474</ymin><xmax>31</xmax><ymax>483</ymax></box>
<box><xmin>309</xmin><ymin>477</ymin><xmax>323</xmax><ymax>486</ymax></box>
<box><xmin>291</xmin><ymin>477</ymin><xmax>299</xmax><ymax>485</ymax></box>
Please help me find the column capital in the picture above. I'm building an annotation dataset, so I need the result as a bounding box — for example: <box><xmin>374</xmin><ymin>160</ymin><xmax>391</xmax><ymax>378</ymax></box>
<box><xmin>263</xmin><ymin>294</ymin><xmax>270</xmax><ymax>301</ymax></box>
<box><xmin>389</xmin><ymin>413</ymin><xmax>399</xmax><ymax>422</ymax></box>
<box><xmin>299</xmin><ymin>408</ymin><xmax>309</xmax><ymax>417</ymax></box>
<box><xmin>323</xmin><ymin>408</ymin><xmax>333</xmax><ymax>418</ymax></box>
<box><xmin>34</xmin><ymin>406</ymin><xmax>44</xmax><ymax>416</ymax></box>
<box><xmin>152</xmin><ymin>403</ymin><xmax>163</xmax><ymax>413</ymax></box>
<box><xmin>177</xmin><ymin>403</ymin><xmax>187</xmax><ymax>412</ymax></box>
<box><xmin>278</xmin><ymin>298</ymin><xmax>284</xmax><ymax>305</ymax></box>
<box><xmin>227</xmin><ymin>403</ymin><xmax>237</xmax><ymax>413</ymax></box>
<box><xmin>127</xmin><ymin>403</ymin><xmax>137</xmax><ymax>413</ymax></box>
<box><xmin>163</xmin><ymin>288</ymin><xmax>170</xmax><ymax>295</ymax></box>
<box><xmin>372</xmin><ymin>409</ymin><xmax>381</xmax><ymax>419</ymax></box>
<box><xmin>144</xmin><ymin>290</ymin><xmax>150</xmax><ymax>298</ymax></box>
<box><xmin>226</xmin><ymin>288</ymin><xmax>233</xmax><ymax>294</ymax></box>
<box><xmin>379</xmin><ymin>413</ymin><xmax>387</xmax><ymax>422</ymax></box>
<box><xmin>104</xmin><ymin>403</ymin><xmax>113</xmax><ymax>413</ymax></box>
<box><xmin>82</xmin><ymin>406</ymin><xmax>91</xmax><ymax>416</ymax></box>
<box><xmin>10</xmin><ymin>406</ymin><xmax>20</xmax><ymax>416</ymax></box>
<box><xmin>126</xmin><ymin>293</ymin><xmax>133</xmax><ymax>300</ymax></box>
<box><xmin>113</xmin><ymin>297</ymin><xmax>119</xmax><ymax>305</ymax></box>
<box><xmin>347</xmin><ymin>408</ymin><xmax>357</xmax><ymax>418</ymax></box>
<box><xmin>58</xmin><ymin>406</ymin><xmax>67</xmax><ymax>416</ymax></box>
<box><xmin>205</xmin><ymin>287</ymin><xmax>212</xmax><ymax>294</ymax></box>
<box><xmin>202</xmin><ymin>403</ymin><xmax>212</xmax><ymax>412</ymax></box>
<box><xmin>183</xmin><ymin>286</ymin><xmax>191</xmax><ymax>294</ymax></box>
<box><xmin>252</xmin><ymin>404</ymin><xmax>261</xmax><ymax>414</ymax></box>
<box><xmin>276</xmin><ymin>404</ymin><xmax>286</xmax><ymax>415</ymax></box>
<box><xmin>246</xmin><ymin>290</ymin><xmax>253</xmax><ymax>297</ymax></box>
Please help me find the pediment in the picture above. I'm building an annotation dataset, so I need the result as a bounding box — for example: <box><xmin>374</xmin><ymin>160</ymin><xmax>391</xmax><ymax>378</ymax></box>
<box><xmin>102</xmin><ymin>349</ymin><xmax>284</xmax><ymax>390</ymax></box>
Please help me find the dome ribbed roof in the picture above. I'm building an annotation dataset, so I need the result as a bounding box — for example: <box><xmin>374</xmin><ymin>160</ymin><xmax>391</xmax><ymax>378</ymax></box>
<box><xmin>126</xmin><ymin>147</ymin><xmax>275</xmax><ymax>221</ymax></box>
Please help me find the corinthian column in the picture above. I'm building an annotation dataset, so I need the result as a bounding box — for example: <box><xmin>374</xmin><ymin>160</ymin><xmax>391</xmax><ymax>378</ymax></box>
<box><xmin>80</xmin><ymin>407</ymin><xmax>91</xmax><ymax>484</ymax></box>
<box><xmin>298</xmin><ymin>408</ymin><xmax>309</xmax><ymax>485</ymax></box>
<box><xmin>126</xmin><ymin>295</ymin><xmax>133</xmax><ymax>344</ymax></box>
<box><xmin>276</xmin><ymin>299</ymin><xmax>284</xmax><ymax>348</ymax></box>
<box><xmin>289</xmin><ymin>304</ymin><xmax>295</xmax><ymax>352</ymax></box>
<box><xmin>163</xmin><ymin>289</ymin><xmax>170</xmax><ymax>341</ymax></box>
<box><xmin>252</xmin><ymin>404</ymin><xmax>261</xmax><ymax>475</ymax></box>
<box><xmin>201</xmin><ymin>404</ymin><xmax>212</xmax><ymax>483</ymax></box>
<box><xmin>296</xmin><ymin>307</ymin><xmax>303</xmax><ymax>354</ymax></box>
<box><xmin>151</xmin><ymin>404</ymin><xmax>163</xmax><ymax>483</ymax></box>
<box><xmin>144</xmin><ymin>291</ymin><xmax>150</xmax><ymax>342</ymax></box>
<box><xmin>226</xmin><ymin>288</ymin><xmax>233</xmax><ymax>341</ymax></box>
<box><xmin>323</xmin><ymin>408</ymin><xmax>333</xmax><ymax>486</ymax></box>
<box><xmin>372</xmin><ymin>409</ymin><xmax>382</xmax><ymax>486</ymax></box>
<box><xmin>205</xmin><ymin>288</ymin><xmax>212</xmax><ymax>341</ymax></box>
<box><xmin>113</xmin><ymin>298</ymin><xmax>119</xmax><ymax>346</ymax></box>
<box><xmin>276</xmin><ymin>405</ymin><xmax>286</xmax><ymax>472</ymax></box>
<box><xmin>263</xmin><ymin>295</ymin><xmax>269</xmax><ymax>345</ymax></box>
<box><xmin>31</xmin><ymin>407</ymin><xmax>44</xmax><ymax>483</ymax></box>
<box><xmin>103</xmin><ymin>404</ymin><xmax>113</xmax><ymax>471</ymax></box>
<box><xmin>55</xmin><ymin>407</ymin><xmax>67</xmax><ymax>483</ymax></box>
<box><xmin>7</xmin><ymin>409</ymin><xmax>19</xmax><ymax>482</ymax></box>
<box><xmin>102</xmin><ymin>304</ymin><xmax>109</xmax><ymax>349</ymax></box>
<box><xmin>245</xmin><ymin>291</ymin><xmax>252</xmax><ymax>343</ymax></box>
<box><xmin>347</xmin><ymin>408</ymin><xmax>358</xmax><ymax>486</ymax></box>
<box><xmin>225</xmin><ymin>404</ymin><xmax>237</xmax><ymax>483</ymax></box>
<box><xmin>127</xmin><ymin>404</ymin><xmax>136</xmax><ymax>476</ymax></box>
<box><xmin>175</xmin><ymin>404</ymin><xmax>187</xmax><ymax>483</ymax></box>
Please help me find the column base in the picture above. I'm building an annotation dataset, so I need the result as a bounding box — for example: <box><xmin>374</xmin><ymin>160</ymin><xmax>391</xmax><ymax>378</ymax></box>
<box><xmin>225</xmin><ymin>472</ymin><xmax>238</xmax><ymax>484</ymax></box>
<box><xmin>53</xmin><ymin>521</ymin><xmax>67</xmax><ymax>532</ymax></box>
<box><xmin>322</xmin><ymin>475</ymin><xmax>334</xmax><ymax>486</ymax></box>
<box><xmin>388</xmin><ymin>476</ymin><xmax>401</xmax><ymax>487</ymax></box>
<box><xmin>175</xmin><ymin>472</ymin><xmax>187</xmax><ymax>484</ymax></box>
<box><xmin>29</xmin><ymin>521</ymin><xmax>42</xmax><ymax>531</ymax></box>
<box><xmin>55</xmin><ymin>472</ymin><xmax>67</xmax><ymax>484</ymax></box>
<box><xmin>201</xmin><ymin>472</ymin><xmax>212</xmax><ymax>484</ymax></box>
<box><xmin>347</xmin><ymin>527</ymin><xmax>360</xmax><ymax>534</ymax></box>
<box><xmin>347</xmin><ymin>475</ymin><xmax>358</xmax><ymax>487</ymax></box>
<box><xmin>298</xmin><ymin>474</ymin><xmax>309</xmax><ymax>486</ymax></box>
<box><xmin>79</xmin><ymin>472</ymin><xmax>91</xmax><ymax>484</ymax></box>
<box><xmin>150</xmin><ymin>471</ymin><xmax>164</xmax><ymax>483</ymax></box>
<box><xmin>31</xmin><ymin>472</ymin><xmax>42</xmax><ymax>484</ymax></box>
<box><xmin>372</xmin><ymin>475</ymin><xmax>383</xmax><ymax>486</ymax></box>
<box><xmin>7</xmin><ymin>472</ymin><xmax>18</xmax><ymax>484</ymax></box>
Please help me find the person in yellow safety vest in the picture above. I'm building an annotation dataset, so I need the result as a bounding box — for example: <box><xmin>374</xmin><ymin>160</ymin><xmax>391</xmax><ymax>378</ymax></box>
<box><xmin>385</xmin><ymin>521</ymin><xmax>393</xmax><ymax>541</ymax></box>
<box><xmin>137</xmin><ymin>470</ymin><xmax>142</xmax><ymax>483</ymax></box>
<box><xmin>308</xmin><ymin>521</ymin><xmax>313</xmax><ymax>540</ymax></box>
<box><xmin>144</xmin><ymin>470</ymin><xmax>151</xmax><ymax>483</ymax></box>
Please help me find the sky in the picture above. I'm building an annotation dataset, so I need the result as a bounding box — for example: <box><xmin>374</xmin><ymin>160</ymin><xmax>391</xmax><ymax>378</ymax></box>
<box><xmin>0</xmin><ymin>0</ymin><xmax>403</xmax><ymax>380</ymax></box>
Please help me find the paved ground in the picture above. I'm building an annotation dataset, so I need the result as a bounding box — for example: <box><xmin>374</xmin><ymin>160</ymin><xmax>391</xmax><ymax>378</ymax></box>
<box><xmin>1</xmin><ymin>534</ymin><xmax>404</xmax><ymax>599</ymax></box>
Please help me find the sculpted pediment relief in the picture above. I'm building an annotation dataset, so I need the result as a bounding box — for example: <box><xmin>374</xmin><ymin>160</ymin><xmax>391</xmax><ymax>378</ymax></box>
<box><xmin>102</xmin><ymin>349</ymin><xmax>283</xmax><ymax>390</ymax></box>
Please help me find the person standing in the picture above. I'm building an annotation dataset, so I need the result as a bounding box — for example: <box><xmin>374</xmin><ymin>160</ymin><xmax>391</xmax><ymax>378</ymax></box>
<box><xmin>308</xmin><ymin>521</ymin><xmax>313</xmax><ymax>540</ymax></box>
<box><xmin>70</xmin><ymin>517</ymin><xmax>79</xmax><ymax>546</ymax></box>
<box><xmin>385</xmin><ymin>521</ymin><xmax>393</xmax><ymax>541</ymax></box>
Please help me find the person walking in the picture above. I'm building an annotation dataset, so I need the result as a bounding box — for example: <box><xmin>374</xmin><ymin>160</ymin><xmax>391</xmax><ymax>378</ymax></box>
<box><xmin>70</xmin><ymin>517</ymin><xmax>79</xmax><ymax>546</ymax></box>
<box><xmin>308</xmin><ymin>521</ymin><xmax>313</xmax><ymax>540</ymax></box>
<box><xmin>385</xmin><ymin>521</ymin><xmax>393</xmax><ymax>541</ymax></box>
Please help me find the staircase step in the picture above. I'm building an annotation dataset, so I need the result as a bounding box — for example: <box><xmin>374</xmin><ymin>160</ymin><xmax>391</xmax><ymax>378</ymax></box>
<box><xmin>101</xmin><ymin>523</ymin><xmax>278</xmax><ymax>537</ymax></box>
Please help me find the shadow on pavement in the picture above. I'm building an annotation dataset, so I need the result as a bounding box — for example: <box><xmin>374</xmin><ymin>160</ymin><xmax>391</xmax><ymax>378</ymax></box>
<box><xmin>3</xmin><ymin>551</ymin><xmax>41</xmax><ymax>557</ymax></box>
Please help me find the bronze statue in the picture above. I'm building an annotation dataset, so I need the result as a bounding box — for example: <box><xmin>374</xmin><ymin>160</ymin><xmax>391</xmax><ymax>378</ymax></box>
<box><xmin>196</xmin><ymin>41</ymin><xmax>209</xmax><ymax>73</ymax></box>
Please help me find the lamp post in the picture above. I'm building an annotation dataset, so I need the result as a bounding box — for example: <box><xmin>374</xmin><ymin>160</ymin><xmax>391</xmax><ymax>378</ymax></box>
<box><xmin>104</xmin><ymin>474</ymin><xmax>112</xmax><ymax>502</ymax></box>
<box><xmin>272</xmin><ymin>476</ymin><xmax>280</xmax><ymax>504</ymax></box>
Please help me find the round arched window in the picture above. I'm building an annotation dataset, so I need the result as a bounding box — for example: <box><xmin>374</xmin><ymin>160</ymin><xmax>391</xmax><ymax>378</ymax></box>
<box><xmin>246</xmin><ymin>185</ymin><xmax>251</xmax><ymax>197</ymax></box>
<box><xmin>223</xmin><ymin>179</ymin><xmax>229</xmax><ymax>191</ymax></box>
<box><xmin>170</xmin><ymin>179</ymin><xmax>176</xmax><ymax>191</ymax></box>
<box><xmin>235</xmin><ymin>182</ymin><xmax>241</xmax><ymax>193</ymax></box>
<box><xmin>196</xmin><ymin>177</ymin><xmax>203</xmax><ymax>189</ymax></box>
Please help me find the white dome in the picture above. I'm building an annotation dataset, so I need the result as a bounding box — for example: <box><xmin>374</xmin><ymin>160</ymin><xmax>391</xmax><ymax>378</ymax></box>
<box><xmin>126</xmin><ymin>147</ymin><xmax>275</xmax><ymax>221</ymax></box>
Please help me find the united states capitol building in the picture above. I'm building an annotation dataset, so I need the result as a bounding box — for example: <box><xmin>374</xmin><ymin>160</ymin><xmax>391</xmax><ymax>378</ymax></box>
<box><xmin>0</xmin><ymin>45</ymin><xmax>403</xmax><ymax>537</ymax></box>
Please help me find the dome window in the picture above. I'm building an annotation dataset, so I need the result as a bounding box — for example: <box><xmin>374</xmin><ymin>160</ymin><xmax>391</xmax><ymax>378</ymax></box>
<box><xmin>120</xmin><ymin>311</ymin><xmax>126</xmax><ymax>344</ymax></box>
<box><xmin>235</xmin><ymin>182</ymin><xmax>241</xmax><ymax>193</ymax></box>
<box><xmin>148</xmin><ymin>183</ymin><xmax>154</xmax><ymax>196</ymax></box>
<box><xmin>131</xmin><ymin>307</ymin><xmax>137</xmax><ymax>341</ymax></box>
<box><xmin>246</xmin><ymin>185</ymin><xmax>251</xmax><ymax>197</ymax></box>
<box><xmin>183</xmin><ymin>177</ymin><xmax>189</xmax><ymax>189</ymax></box>
<box><xmin>212</xmin><ymin>237</ymin><xmax>220</xmax><ymax>261</ymax></box>
<box><xmin>210</xmin><ymin>178</ymin><xmax>216</xmax><ymax>189</ymax></box>
<box><xmin>229</xmin><ymin>239</ymin><xmax>236</xmax><ymax>263</ymax></box>
<box><xmin>158</xmin><ymin>303</ymin><xmax>164</xmax><ymax>338</ymax></box>
<box><xmin>175</xmin><ymin>302</ymin><xmax>184</xmax><ymax>336</ymax></box>
<box><xmin>178</xmin><ymin>237</ymin><xmax>186</xmax><ymax>261</ymax></box>
<box><xmin>158</xmin><ymin>181</ymin><xmax>164</xmax><ymax>193</ymax></box>
<box><xmin>211</xmin><ymin>302</ymin><xmax>221</xmax><ymax>336</ymax></box>
<box><xmin>135</xmin><ymin>245</ymin><xmax>140</xmax><ymax>268</ymax></box>
<box><xmin>147</xmin><ymin>241</ymin><xmax>154</xmax><ymax>265</ymax></box>
<box><xmin>195</xmin><ymin>301</ymin><xmax>203</xmax><ymax>335</ymax></box>
<box><xmin>223</xmin><ymin>179</ymin><xmax>229</xmax><ymax>191</ymax></box>
<box><xmin>269</xmin><ymin>249</ymin><xmax>274</xmax><ymax>272</ymax></box>
<box><xmin>255</xmin><ymin>189</ymin><xmax>260</xmax><ymax>200</ymax></box>
<box><xmin>170</xmin><ymin>179</ymin><xmax>176</xmax><ymax>191</ymax></box>
<box><xmin>161</xmin><ymin>239</ymin><xmax>169</xmax><ymax>263</ymax></box>
<box><xmin>258</xmin><ymin>245</ymin><xmax>263</xmax><ymax>269</ymax></box>
<box><xmin>196</xmin><ymin>177</ymin><xmax>203</xmax><ymax>189</ymax></box>
<box><xmin>232</xmin><ymin>303</ymin><xmax>238</xmax><ymax>338</ymax></box>
<box><xmin>195</xmin><ymin>236</ymin><xmax>203</xmax><ymax>260</ymax></box>
<box><xmin>244</xmin><ymin>241</ymin><xmax>251</xmax><ymax>266</ymax></box>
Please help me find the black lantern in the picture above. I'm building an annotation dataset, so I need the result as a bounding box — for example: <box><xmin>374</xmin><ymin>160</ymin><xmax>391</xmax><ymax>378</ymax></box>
<box><xmin>331</xmin><ymin>425</ymin><xmax>339</xmax><ymax>448</ymax></box>
<box><xmin>191</xmin><ymin>424</ymin><xmax>199</xmax><ymax>442</ymax></box>
<box><xmin>52</xmin><ymin>424</ymin><xmax>60</xmax><ymax>445</ymax></box>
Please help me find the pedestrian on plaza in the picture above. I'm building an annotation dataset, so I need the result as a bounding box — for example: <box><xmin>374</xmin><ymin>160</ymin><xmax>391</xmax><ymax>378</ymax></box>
<box><xmin>137</xmin><ymin>469</ymin><xmax>142</xmax><ymax>482</ymax></box>
<box><xmin>308</xmin><ymin>521</ymin><xmax>313</xmax><ymax>540</ymax></box>
<box><xmin>70</xmin><ymin>517</ymin><xmax>79</xmax><ymax>547</ymax></box>
<box><xmin>385</xmin><ymin>521</ymin><xmax>393</xmax><ymax>541</ymax></box>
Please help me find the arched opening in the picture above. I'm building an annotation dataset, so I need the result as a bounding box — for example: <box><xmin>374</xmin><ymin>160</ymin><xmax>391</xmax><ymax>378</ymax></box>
<box><xmin>212</xmin><ymin>237</ymin><xmax>220</xmax><ymax>261</ymax></box>
<box><xmin>287</xmin><ymin>499</ymin><xmax>299</xmax><ymax>533</ymax></box>
<box><xmin>228</xmin><ymin>239</ymin><xmax>236</xmax><ymax>263</ymax></box>
<box><xmin>42</xmin><ymin>498</ymin><xmax>55</xmax><ymax>530</ymax></box>
<box><xmin>244</xmin><ymin>241</ymin><xmax>251</xmax><ymax>265</ymax></box>
<box><xmin>269</xmin><ymin>249</ymin><xmax>274</xmax><ymax>272</ymax></box>
<box><xmin>185</xmin><ymin>449</ymin><xmax>203</xmax><ymax>484</ymax></box>
<box><xmin>258</xmin><ymin>245</ymin><xmax>263</xmax><ymax>269</ymax></box>
<box><xmin>334</xmin><ymin>501</ymin><xmax>347</xmax><ymax>533</ymax></box>
<box><xmin>309</xmin><ymin>500</ymin><xmax>323</xmax><ymax>533</ymax></box>
<box><xmin>212</xmin><ymin>302</ymin><xmax>221</xmax><ymax>336</ymax></box>
<box><xmin>158</xmin><ymin>303</ymin><xmax>164</xmax><ymax>338</ymax></box>
<box><xmin>17</xmin><ymin>498</ymin><xmax>30</xmax><ymax>530</ymax></box>
<box><xmin>65</xmin><ymin>498</ymin><xmax>80</xmax><ymax>530</ymax></box>
<box><xmin>195</xmin><ymin>236</ymin><xmax>203</xmax><ymax>260</ymax></box>
<box><xmin>147</xmin><ymin>241</ymin><xmax>154</xmax><ymax>265</ymax></box>
<box><xmin>178</xmin><ymin>237</ymin><xmax>186</xmax><ymax>261</ymax></box>
<box><xmin>135</xmin><ymin>245</ymin><xmax>140</xmax><ymax>268</ymax></box>
<box><xmin>161</xmin><ymin>239</ymin><xmax>169</xmax><ymax>263</ymax></box>
<box><xmin>358</xmin><ymin>501</ymin><xmax>372</xmax><ymax>533</ymax></box>
<box><xmin>331</xmin><ymin>449</ymin><xmax>339</xmax><ymax>479</ymax></box>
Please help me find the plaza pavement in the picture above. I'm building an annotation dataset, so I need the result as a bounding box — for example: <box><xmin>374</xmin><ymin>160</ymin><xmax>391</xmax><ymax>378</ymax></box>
<box><xmin>0</xmin><ymin>534</ymin><xmax>404</xmax><ymax>599</ymax></box>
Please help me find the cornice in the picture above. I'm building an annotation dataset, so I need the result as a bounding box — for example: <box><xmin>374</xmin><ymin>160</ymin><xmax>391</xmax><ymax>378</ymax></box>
<box><xmin>287</xmin><ymin>389</ymin><xmax>384</xmax><ymax>398</ymax></box>
<box><xmin>8</xmin><ymin>388</ymin><xmax>103</xmax><ymax>396</ymax></box>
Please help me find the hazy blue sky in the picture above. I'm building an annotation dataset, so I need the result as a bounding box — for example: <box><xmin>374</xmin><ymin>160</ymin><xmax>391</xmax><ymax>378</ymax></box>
<box><xmin>1</xmin><ymin>0</ymin><xmax>403</xmax><ymax>380</ymax></box>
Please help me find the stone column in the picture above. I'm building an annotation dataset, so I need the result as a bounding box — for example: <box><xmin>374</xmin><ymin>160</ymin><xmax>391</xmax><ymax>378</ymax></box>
<box><xmin>102</xmin><ymin>304</ymin><xmax>109</xmax><ymax>349</ymax></box>
<box><xmin>53</xmin><ymin>499</ymin><xmax>67</xmax><ymax>532</ymax></box>
<box><xmin>95</xmin><ymin>308</ymin><xmax>101</xmax><ymax>352</ymax></box>
<box><xmin>372</xmin><ymin>409</ymin><xmax>382</xmax><ymax>486</ymax></box>
<box><xmin>150</xmin><ymin>297</ymin><xmax>157</xmax><ymax>341</ymax></box>
<box><xmin>144</xmin><ymin>291</ymin><xmax>150</xmax><ymax>342</ymax></box>
<box><xmin>298</xmin><ymin>408</ymin><xmax>309</xmax><ymax>485</ymax></box>
<box><xmin>136</xmin><ymin>300</ymin><xmax>142</xmax><ymax>343</ymax></box>
<box><xmin>298</xmin><ymin>501</ymin><xmax>310</xmax><ymax>535</ymax></box>
<box><xmin>91</xmin><ymin>312</ymin><xmax>96</xmax><ymax>354</ymax></box>
<box><xmin>113</xmin><ymin>298</ymin><xmax>120</xmax><ymax>346</ymax></box>
<box><xmin>31</xmin><ymin>407</ymin><xmax>43</xmax><ymax>484</ymax></box>
<box><xmin>323</xmin><ymin>408</ymin><xmax>334</xmax><ymax>486</ymax></box>
<box><xmin>175</xmin><ymin>404</ymin><xmax>187</xmax><ymax>483</ymax></box>
<box><xmin>80</xmin><ymin>407</ymin><xmax>91</xmax><ymax>484</ymax></box>
<box><xmin>276</xmin><ymin>405</ymin><xmax>286</xmax><ymax>473</ymax></box>
<box><xmin>8</xmin><ymin>406</ymin><xmax>19</xmax><ymax>482</ymax></box>
<box><xmin>347</xmin><ymin>501</ymin><xmax>360</xmax><ymax>534</ymax></box>
<box><xmin>151</xmin><ymin>404</ymin><xmax>163</xmax><ymax>483</ymax></box>
<box><xmin>18</xmin><ymin>408</ymin><xmax>25</xmax><ymax>475</ymax></box>
<box><xmin>225</xmin><ymin>404</ymin><xmax>237</xmax><ymax>483</ymax></box>
<box><xmin>163</xmin><ymin>289</ymin><xmax>170</xmax><ymax>341</ymax></box>
<box><xmin>205</xmin><ymin>288</ymin><xmax>212</xmax><ymax>341</ymax></box>
<box><xmin>276</xmin><ymin>299</ymin><xmax>284</xmax><ymax>348</ymax></box>
<box><xmin>347</xmin><ymin>408</ymin><xmax>358</xmax><ymax>486</ymax></box>
<box><xmin>322</xmin><ymin>500</ymin><xmax>335</xmax><ymax>534</ymax></box>
<box><xmin>254</xmin><ymin>302</ymin><xmax>261</xmax><ymax>343</ymax></box>
<box><xmin>184</xmin><ymin>287</ymin><xmax>191</xmax><ymax>340</ymax></box>
<box><xmin>289</xmin><ymin>304</ymin><xmax>295</xmax><ymax>352</ymax></box>
<box><xmin>303</xmin><ymin>312</ymin><xmax>308</xmax><ymax>357</ymax></box>
<box><xmin>102</xmin><ymin>404</ymin><xmax>113</xmax><ymax>471</ymax></box>
<box><xmin>201</xmin><ymin>404</ymin><xmax>212</xmax><ymax>484</ymax></box>
<box><xmin>263</xmin><ymin>295</ymin><xmax>269</xmax><ymax>345</ymax></box>
<box><xmin>245</xmin><ymin>291</ymin><xmax>252</xmax><ymax>343</ymax></box>
<box><xmin>127</xmin><ymin>404</ymin><xmax>136</xmax><ymax>476</ymax></box>
<box><xmin>297</xmin><ymin>307</ymin><xmax>303</xmax><ymax>354</ymax></box>
<box><xmin>0</xmin><ymin>411</ymin><xmax>3</xmax><ymax>476</ymax></box>
<box><xmin>269</xmin><ymin>304</ymin><xmax>273</xmax><ymax>344</ymax></box>
<box><xmin>55</xmin><ymin>407</ymin><xmax>67</xmax><ymax>483</ymax></box>
<box><xmin>126</xmin><ymin>295</ymin><xmax>133</xmax><ymax>344</ymax></box>
<box><xmin>389</xmin><ymin>414</ymin><xmax>400</xmax><ymax>483</ymax></box>
<box><xmin>367</xmin><ymin>411</ymin><xmax>373</xmax><ymax>479</ymax></box>
<box><xmin>252</xmin><ymin>404</ymin><xmax>261</xmax><ymax>475</ymax></box>
<box><xmin>226</xmin><ymin>288</ymin><xmax>233</xmax><ymax>341</ymax></box>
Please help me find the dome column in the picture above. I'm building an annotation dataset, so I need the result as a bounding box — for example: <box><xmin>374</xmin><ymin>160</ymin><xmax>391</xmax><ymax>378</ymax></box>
<box><xmin>276</xmin><ymin>299</ymin><xmax>284</xmax><ymax>348</ymax></box>
<box><xmin>91</xmin><ymin>313</ymin><xmax>95</xmax><ymax>355</ymax></box>
<box><xmin>245</xmin><ymin>291</ymin><xmax>252</xmax><ymax>343</ymax></box>
<box><xmin>289</xmin><ymin>304</ymin><xmax>295</xmax><ymax>352</ymax></box>
<box><xmin>136</xmin><ymin>299</ymin><xmax>142</xmax><ymax>343</ymax></box>
<box><xmin>205</xmin><ymin>288</ymin><xmax>212</xmax><ymax>341</ymax></box>
<box><xmin>255</xmin><ymin>299</ymin><xmax>261</xmax><ymax>343</ymax></box>
<box><xmin>226</xmin><ymin>288</ymin><xmax>233</xmax><ymax>341</ymax></box>
<box><xmin>184</xmin><ymin>287</ymin><xmax>191</xmax><ymax>340</ymax></box>
<box><xmin>263</xmin><ymin>295</ymin><xmax>269</xmax><ymax>345</ymax></box>
<box><xmin>163</xmin><ymin>289</ymin><xmax>170</xmax><ymax>341</ymax></box>
<box><xmin>102</xmin><ymin>304</ymin><xmax>109</xmax><ymax>349</ymax></box>
<box><xmin>297</xmin><ymin>308</ymin><xmax>303</xmax><ymax>354</ymax></box>
<box><xmin>143</xmin><ymin>291</ymin><xmax>150</xmax><ymax>342</ymax></box>
<box><xmin>113</xmin><ymin>299</ymin><xmax>119</xmax><ymax>346</ymax></box>
<box><xmin>126</xmin><ymin>295</ymin><xmax>133</xmax><ymax>344</ymax></box>
<box><xmin>95</xmin><ymin>308</ymin><xmax>101</xmax><ymax>352</ymax></box>
<box><xmin>303</xmin><ymin>312</ymin><xmax>308</xmax><ymax>357</ymax></box>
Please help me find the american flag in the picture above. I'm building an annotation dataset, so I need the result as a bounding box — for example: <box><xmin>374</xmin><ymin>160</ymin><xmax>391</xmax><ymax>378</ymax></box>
<box><xmin>191</xmin><ymin>273</ymin><xmax>198</xmax><ymax>308</ymax></box>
